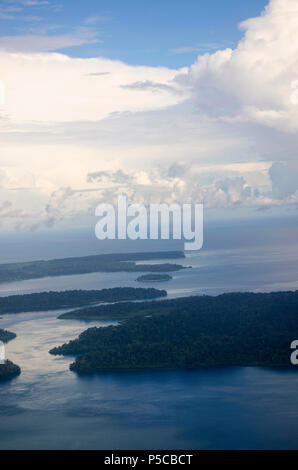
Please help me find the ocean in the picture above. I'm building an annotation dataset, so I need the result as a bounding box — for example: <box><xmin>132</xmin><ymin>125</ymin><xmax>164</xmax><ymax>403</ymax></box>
<box><xmin>0</xmin><ymin>216</ymin><xmax>298</xmax><ymax>449</ymax></box>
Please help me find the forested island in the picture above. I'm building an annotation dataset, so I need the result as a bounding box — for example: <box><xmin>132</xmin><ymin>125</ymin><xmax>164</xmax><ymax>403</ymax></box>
<box><xmin>0</xmin><ymin>328</ymin><xmax>21</xmax><ymax>381</ymax></box>
<box><xmin>0</xmin><ymin>251</ymin><xmax>185</xmax><ymax>284</ymax></box>
<box><xmin>0</xmin><ymin>360</ymin><xmax>21</xmax><ymax>381</ymax></box>
<box><xmin>0</xmin><ymin>287</ymin><xmax>167</xmax><ymax>315</ymax></box>
<box><xmin>50</xmin><ymin>291</ymin><xmax>298</xmax><ymax>372</ymax></box>
<box><xmin>136</xmin><ymin>274</ymin><xmax>172</xmax><ymax>282</ymax></box>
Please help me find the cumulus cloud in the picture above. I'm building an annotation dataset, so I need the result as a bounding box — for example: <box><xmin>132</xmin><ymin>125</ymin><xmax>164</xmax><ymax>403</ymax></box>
<box><xmin>0</xmin><ymin>0</ymin><xmax>298</xmax><ymax>231</ymax></box>
<box><xmin>1</xmin><ymin>0</ymin><xmax>296</xmax><ymax>128</ymax></box>
<box><xmin>0</xmin><ymin>158</ymin><xmax>296</xmax><ymax>231</ymax></box>
<box><xmin>269</xmin><ymin>162</ymin><xmax>298</xmax><ymax>199</ymax></box>
<box><xmin>178</xmin><ymin>0</ymin><xmax>298</xmax><ymax>133</ymax></box>
<box><xmin>86</xmin><ymin>163</ymin><xmax>273</xmax><ymax>210</ymax></box>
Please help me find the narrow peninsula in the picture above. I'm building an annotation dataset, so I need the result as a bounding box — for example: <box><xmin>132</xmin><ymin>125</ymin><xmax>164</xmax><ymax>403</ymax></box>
<box><xmin>0</xmin><ymin>251</ymin><xmax>185</xmax><ymax>284</ymax></box>
<box><xmin>0</xmin><ymin>287</ymin><xmax>167</xmax><ymax>315</ymax></box>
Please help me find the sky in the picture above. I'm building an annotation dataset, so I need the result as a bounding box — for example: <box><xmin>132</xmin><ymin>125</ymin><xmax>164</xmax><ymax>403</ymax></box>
<box><xmin>0</xmin><ymin>0</ymin><xmax>298</xmax><ymax>232</ymax></box>
<box><xmin>0</xmin><ymin>0</ymin><xmax>268</xmax><ymax>67</ymax></box>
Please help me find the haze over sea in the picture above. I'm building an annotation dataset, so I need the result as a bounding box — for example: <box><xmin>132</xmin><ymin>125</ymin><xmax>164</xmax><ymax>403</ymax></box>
<box><xmin>0</xmin><ymin>216</ymin><xmax>298</xmax><ymax>449</ymax></box>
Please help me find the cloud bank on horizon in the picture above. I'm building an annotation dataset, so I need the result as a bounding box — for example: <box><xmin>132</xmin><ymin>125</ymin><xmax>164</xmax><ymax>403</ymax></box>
<box><xmin>0</xmin><ymin>0</ymin><xmax>298</xmax><ymax>231</ymax></box>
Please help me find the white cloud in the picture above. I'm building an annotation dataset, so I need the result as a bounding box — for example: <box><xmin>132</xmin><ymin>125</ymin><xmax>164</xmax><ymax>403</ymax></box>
<box><xmin>178</xmin><ymin>0</ymin><xmax>298</xmax><ymax>133</ymax></box>
<box><xmin>0</xmin><ymin>30</ymin><xmax>100</xmax><ymax>52</ymax></box>
<box><xmin>0</xmin><ymin>0</ymin><xmax>298</xmax><ymax>231</ymax></box>
<box><xmin>0</xmin><ymin>51</ymin><xmax>188</xmax><ymax>122</ymax></box>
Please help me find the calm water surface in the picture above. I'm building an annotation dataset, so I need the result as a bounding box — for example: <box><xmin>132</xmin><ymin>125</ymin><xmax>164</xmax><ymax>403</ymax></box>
<box><xmin>0</xmin><ymin>243</ymin><xmax>298</xmax><ymax>449</ymax></box>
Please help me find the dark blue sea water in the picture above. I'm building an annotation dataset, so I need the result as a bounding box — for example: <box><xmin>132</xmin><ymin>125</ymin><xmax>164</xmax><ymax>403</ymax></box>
<box><xmin>0</xmin><ymin>218</ymin><xmax>298</xmax><ymax>449</ymax></box>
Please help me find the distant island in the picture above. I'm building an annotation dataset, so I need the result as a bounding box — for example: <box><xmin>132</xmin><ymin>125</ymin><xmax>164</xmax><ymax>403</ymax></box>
<box><xmin>50</xmin><ymin>291</ymin><xmax>298</xmax><ymax>372</ymax></box>
<box><xmin>0</xmin><ymin>328</ymin><xmax>20</xmax><ymax>381</ymax></box>
<box><xmin>0</xmin><ymin>251</ymin><xmax>185</xmax><ymax>284</ymax></box>
<box><xmin>136</xmin><ymin>274</ymin><xmax>172</xmax><ymax>282</ymax></box>
<box><xmin>0</xmin><ymin>287</ymin><xmax>167</xmax><ymax>315</ymax></box>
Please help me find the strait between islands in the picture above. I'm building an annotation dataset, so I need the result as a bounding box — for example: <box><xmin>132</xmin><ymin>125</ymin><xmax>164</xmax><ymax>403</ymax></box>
<box><xmin>2</xmin><ymin>251</ymin><xmax>297</xmax><ymax>377</ymax></box>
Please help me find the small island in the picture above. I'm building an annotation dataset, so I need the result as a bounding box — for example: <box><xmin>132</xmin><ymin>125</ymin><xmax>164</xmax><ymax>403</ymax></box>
<box><xmin>0</xmin><ymin>360</ymin><xmax>21</xmax><ymax>382</ymax></box>
<box><xmin>136</xmin><ymin>274</ymin><xmax>172</xmax><ymax>283</ymax></box>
